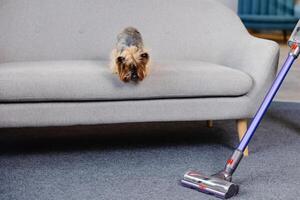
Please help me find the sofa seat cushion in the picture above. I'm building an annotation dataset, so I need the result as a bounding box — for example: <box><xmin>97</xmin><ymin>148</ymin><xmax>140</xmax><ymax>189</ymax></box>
<box><xmin>0</xmin><ymin>60</ymin><xmax>253</xmax><ymax>102</ymax></box>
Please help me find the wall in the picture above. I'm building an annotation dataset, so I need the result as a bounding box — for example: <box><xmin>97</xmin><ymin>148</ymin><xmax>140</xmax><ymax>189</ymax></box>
<box><xmin>217</xmin><ymin>0</ymin><xmax>238</xmax><ymax>12</ymax></box>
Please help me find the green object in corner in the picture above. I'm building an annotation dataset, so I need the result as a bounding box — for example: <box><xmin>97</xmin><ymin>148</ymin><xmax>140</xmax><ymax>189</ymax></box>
<box><xmin>238</xmin><ymin>0</ymin><xmax>299</xmax><ymax>31</ymax></box>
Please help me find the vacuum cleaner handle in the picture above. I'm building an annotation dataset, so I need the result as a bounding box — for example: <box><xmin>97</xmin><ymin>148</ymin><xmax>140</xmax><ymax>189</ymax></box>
<box><xmin>223</xmin><ymin>20</ymin><xmax>300</xmax><ymax>179</ymax></box>
<box><xmin>288</xmin><ymin>20</ymin><xmax>300</xmax><ymax>48</ymax></box>
<box><xmin>237</xmin><ymin>23</ymin><xmax>300</xmax><ymax>153</ymax></box>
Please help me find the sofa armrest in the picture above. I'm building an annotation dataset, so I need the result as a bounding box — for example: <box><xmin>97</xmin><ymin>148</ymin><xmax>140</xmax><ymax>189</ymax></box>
<box><xmin>222</xmin><ymin>34</ymin><xmax>280</xmax><ymax>110</ymax></box>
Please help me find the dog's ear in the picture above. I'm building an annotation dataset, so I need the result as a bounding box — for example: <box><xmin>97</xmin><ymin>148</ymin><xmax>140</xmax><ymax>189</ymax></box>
<box><xmin>116</xmin><ymin>56</ymin><xmax>125</xmax><ymax>64</ymax></box>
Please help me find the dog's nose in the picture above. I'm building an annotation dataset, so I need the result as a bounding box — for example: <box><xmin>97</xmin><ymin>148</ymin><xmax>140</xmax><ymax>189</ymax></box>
<box><xmin>130</xmin><ymin>65</ymin><xmax>138</xmax><ymax>81</ymax></box>
<box><xmin>131</xmin><ymin>72</ymin><xmax>138</xmax><ymax>81</ymax></box>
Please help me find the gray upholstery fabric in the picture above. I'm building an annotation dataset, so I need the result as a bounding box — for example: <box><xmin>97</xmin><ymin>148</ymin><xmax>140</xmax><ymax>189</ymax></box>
<box><xmin>0</xmin><ymin>0</ymin><xmax>247</xmax><ymax>63</ymax></box>
<box><xmin>0</xmin><ymin>60</ymin><xmax>253</xmax><ymax>102</ymax></box>
<box><xmin>0</xmin><ymin>97</ymin><xmax>254</xmax><ymax>128</ymax></box>
<box><xmin>0</xmin><ymin>0</ymin><xmax>279</xmax><ymax>128</ymax></box>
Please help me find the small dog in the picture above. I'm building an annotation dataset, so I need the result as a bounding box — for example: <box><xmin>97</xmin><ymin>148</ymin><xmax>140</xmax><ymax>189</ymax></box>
<box><xmin>110</xmin><ymin>27</ymin><xmax>150</xmax><ymax>82</ymax></box>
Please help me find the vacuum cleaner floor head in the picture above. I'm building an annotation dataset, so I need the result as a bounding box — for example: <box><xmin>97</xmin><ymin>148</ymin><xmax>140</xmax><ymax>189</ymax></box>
<box><xmin>181</xmin><ymin>170</ymin><xmax>239</xmax><ymax>199</ymax></box>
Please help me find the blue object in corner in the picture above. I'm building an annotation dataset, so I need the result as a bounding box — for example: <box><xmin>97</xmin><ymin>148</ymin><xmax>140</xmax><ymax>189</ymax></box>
<box><xmin>238</xmin><ymin>0</ymin><xmax>299</xmax><ymax>31</ymax></box>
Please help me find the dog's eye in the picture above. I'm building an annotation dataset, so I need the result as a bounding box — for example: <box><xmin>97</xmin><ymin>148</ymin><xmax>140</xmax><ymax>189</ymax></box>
<box><xmin>140</xmin><ymin>53</ymin><xmax>149</xmax><ymax>58</ymax></box>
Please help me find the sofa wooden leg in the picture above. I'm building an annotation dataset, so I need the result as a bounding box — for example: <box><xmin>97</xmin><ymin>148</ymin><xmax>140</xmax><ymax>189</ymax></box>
<box><xmin>236</xmin><ymin>119</ymin><xmax>249</xmax><ymax>156</ymax></box>
<box><xmin>207</xmin><ymin>120</ymin><xmax>213</xmax><ymax>128</ymax></box>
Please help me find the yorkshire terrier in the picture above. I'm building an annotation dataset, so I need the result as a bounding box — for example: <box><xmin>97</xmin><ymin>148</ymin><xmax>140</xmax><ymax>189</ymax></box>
<box><xmin>110</xmin><ymin>27</ymin><xmax>150</xmax><ymax>82</ymax></box>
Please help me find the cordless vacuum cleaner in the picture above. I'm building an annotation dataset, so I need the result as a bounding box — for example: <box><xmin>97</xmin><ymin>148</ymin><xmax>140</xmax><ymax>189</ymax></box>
<box><xmin>181</xmin><ymin>20</ymin><xmax>300</xmax><ymax>199</ymax></box>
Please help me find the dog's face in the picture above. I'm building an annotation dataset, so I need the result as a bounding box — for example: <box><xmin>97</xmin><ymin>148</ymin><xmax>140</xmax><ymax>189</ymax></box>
<box><xmin>115</xmin><ymin>46</ymin><xmax>149</xmax><ymax>82</ymax></box>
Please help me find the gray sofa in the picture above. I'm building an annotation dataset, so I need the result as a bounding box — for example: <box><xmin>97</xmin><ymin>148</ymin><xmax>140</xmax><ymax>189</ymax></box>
<box><xmin>0</xmin><ymin>0</ymin><xmax>279</xmax><ymax>153</ymax></box>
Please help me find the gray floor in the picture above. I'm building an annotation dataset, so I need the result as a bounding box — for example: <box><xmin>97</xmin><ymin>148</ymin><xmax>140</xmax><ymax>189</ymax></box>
<box><xmin>0</xmin><ymin>102</ymin><xmax>299</xmax><ymax>200</ymax></box>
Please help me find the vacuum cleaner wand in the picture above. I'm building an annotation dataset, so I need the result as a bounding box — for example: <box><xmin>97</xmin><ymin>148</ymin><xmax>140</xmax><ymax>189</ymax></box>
<box><xmin>181</xmin><ymin>20</ymin><xmax>300</xmax><ymax>199</ymax></box>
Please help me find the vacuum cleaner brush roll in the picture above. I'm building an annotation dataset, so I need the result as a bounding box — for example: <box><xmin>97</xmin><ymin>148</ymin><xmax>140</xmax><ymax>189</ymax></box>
<box><xmin>181</xmin><ymin>170</ymin><xmax>239</xmax><ymax>199</ymax></box>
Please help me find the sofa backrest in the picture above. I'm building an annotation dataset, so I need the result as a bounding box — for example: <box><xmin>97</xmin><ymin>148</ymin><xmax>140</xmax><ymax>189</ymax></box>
<box><xmin>238</xmin><ymin>0</ymin><xmax>294</xmax><ymax>16</ymax></box>
<box><xmin>0</xmin><ymin>0</ymin><xmax>247</xmax><ymax>63</ymax></box>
